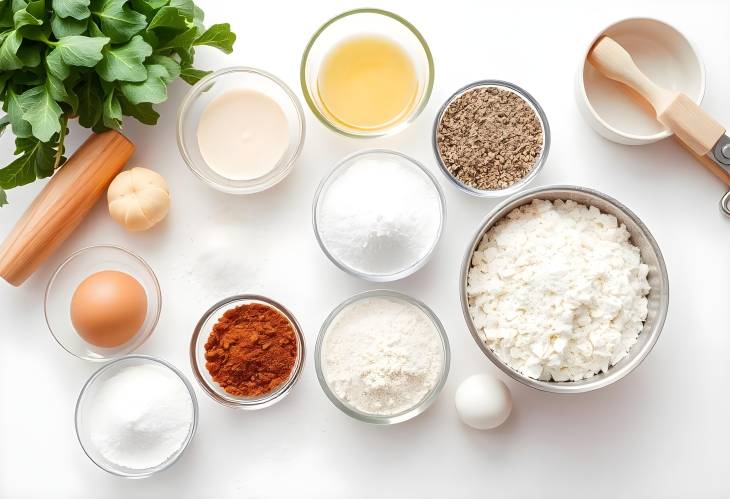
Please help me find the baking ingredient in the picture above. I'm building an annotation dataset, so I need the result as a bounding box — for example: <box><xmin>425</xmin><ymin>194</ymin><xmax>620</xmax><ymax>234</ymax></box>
<box><xmin>467</xmin><ymin>199</ymin><xmax>650</xmax><ymax>381</ymax></box>
<box><xmin>0</xmin><ymin>1</ymin><xmax>236</xmax><ymax>207</ymax></box>
<box><xmin>108</xmin><ymin>167</ymin><xmax>170</xmax><ymax>231</ymax></box>
<box><xmin>71</xmin><ymin>270</ymin><xmax>147</xmax><ymax>348</ymax></box>
<box><xmin>197</xmin><ymin>90</ymin><xmax>290</xmax><ymax>180</ymax></box>
<box><xmin>317</xmin><ymin>154</ymin><xmax>441</xmax><ymax>275</ymax></box>
<box><xmin>455</xmin><ymin>374</ymin><xmax>512</xmax><ymax>430</ymax></box>
<box><xmin>86</xmin><ymin>362</ymin><xmax>194</xmax><ymax>470</ymax></box>
<box><xmin>436</xmin><ymin>86</ymin><xmax>544</xmax><ymax>190</ymax></box>
<box><xmin>322</xmin><ymin>296</ymin><xmax>443</xmax><ymax>416</ymax></box>
<box><xmin>205</xmin><ymin>303</ymin><xmax>298</xmax><ymax>397</ymax></box>
<box><xmin>317</xmin><ymin>35</ymin><xmax>418</xmax><ymax>131</ymax></box>
<box><xmin>0</xmin><ymin>131</ymin><xmax>134</xmax><ymax>287</ymax></box>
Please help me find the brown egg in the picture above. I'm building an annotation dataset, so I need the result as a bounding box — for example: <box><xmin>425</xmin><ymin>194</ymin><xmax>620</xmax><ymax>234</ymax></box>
<box><xmin>70</xmin><ymin>270</ymin><xmax>148</xmax><ymax>348</ymax></box>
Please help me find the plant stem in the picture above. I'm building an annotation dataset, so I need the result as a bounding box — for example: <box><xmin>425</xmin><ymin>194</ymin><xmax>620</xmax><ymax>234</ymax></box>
<box><xmin>53</xmin><ymin>115</ymin><xmax>68</xmax><ymax>170</ymax></box>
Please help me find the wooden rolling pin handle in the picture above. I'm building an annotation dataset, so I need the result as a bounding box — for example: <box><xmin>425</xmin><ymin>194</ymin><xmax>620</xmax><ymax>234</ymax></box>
<box><xmin>0</xmin><ymin>130</ymin><xmax>135</xmax><ymax>286</ymax></box>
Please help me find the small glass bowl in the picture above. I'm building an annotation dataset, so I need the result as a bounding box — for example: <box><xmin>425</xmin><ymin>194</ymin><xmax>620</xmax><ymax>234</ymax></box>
<box><xmin>432</xmin><ymin>80</ymin><xmax>551</xmax><ymax>197</ymax></box>
<box><xmin>313</xmin><ymin>149</ymin><xmax>446</xmax><ymax>282</ymax></box>
<box><xmin>300</xmin><ymin>8</ymin><xmax>434</xmax><ymax>138</ymax></box>
<box><xmin>75</xmin><ymin>355</ymin><xmax>198</xmax><ymax>478</ymax></box>
<box><xmin>177</xmin><ymin>67</ymin><xmax>306</xmax><ymax>194</ymax></box>
<box><xmin>44</xmin><ymin>245</ymin><xmax>162</xmax><ymax>362</ymax></box>
<box><xmin>315</xmin><ymin>290</ymin><xmax>450</xmax><ymax>425</ymax></box>
<box><xmin>190</xmin><ymin>295</ymin><xmax>305</xmax><ymax>409</ymax></box>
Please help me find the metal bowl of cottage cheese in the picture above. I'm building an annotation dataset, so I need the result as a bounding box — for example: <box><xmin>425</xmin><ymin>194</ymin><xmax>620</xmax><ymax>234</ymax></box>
<box><xmin>461</xmin><ymin>185</ymin><xmax>668</xmax><ymax>394</ymax></box>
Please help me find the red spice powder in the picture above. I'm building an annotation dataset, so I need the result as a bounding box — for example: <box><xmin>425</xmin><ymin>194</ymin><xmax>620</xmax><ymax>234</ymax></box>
<box><xmin>204</xmin><ymin>303</ymin><xmax>297</xmax><ymax>397</ymax></box>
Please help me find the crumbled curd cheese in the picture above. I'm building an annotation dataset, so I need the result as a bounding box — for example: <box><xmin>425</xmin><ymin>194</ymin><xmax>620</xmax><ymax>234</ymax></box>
<box><xmin>467</xmin><ymin>199</ymin><xmax>650</xmax><ymax>381</ymax></box>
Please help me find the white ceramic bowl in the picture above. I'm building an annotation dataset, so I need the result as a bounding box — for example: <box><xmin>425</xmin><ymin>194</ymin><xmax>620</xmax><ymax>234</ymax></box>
<box><xmin>575</xmin><ymin>18</ymin><xmax>705</xmax><ymax>145</ymax></box>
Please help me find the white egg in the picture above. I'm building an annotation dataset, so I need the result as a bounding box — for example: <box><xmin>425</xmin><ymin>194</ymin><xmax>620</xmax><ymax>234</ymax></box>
<box><xmin>455</xmin><ymin>374</ymin><xmax>512</xmax><ymax>430</ymax></box>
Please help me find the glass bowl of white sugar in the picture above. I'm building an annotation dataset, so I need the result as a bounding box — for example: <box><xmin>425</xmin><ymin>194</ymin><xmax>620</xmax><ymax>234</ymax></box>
<box><xmin>315</xmin><ymin>290</ymin><xmax>450</xmax><ymax>424</ymax></box>
<box><xmin>461</xmin><ymin>185</ymin><xmax>669</xmax><ymax>394</ymax></box>
<box><xmin>75</xmin><ymin>356</ymin><xmax>198</xmax><ymax>478</ymax></box>
<box><xmin>313</xmin><ymin>149</ymin><xmax>446</xmax><ymax>282</ymax></box>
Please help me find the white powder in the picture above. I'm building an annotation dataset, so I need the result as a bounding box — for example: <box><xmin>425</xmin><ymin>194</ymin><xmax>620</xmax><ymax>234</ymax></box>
<box><xmin>87</xmin><ymin>363</ymin><xmax>194</xmax><ymax>470</ymax></box>
<box><xmin>467</xmin><ymin>199</ymin><xmax>650</xmax><ymax>381</ymax></box>
<box><xmin>322</xmin><ymin>296</ymin><xmax>444</xmax><ymax>416</ymax></box>
<box><xmin>317</xmin><ymin>155</ymin><xmax>442</xmax><ymax>275</ymax></box>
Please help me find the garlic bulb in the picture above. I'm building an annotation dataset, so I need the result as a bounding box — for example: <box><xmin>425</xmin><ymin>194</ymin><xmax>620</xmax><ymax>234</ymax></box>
<box><xmin>108</xmin><ymin>167</ymin><xmax>170</xmax><ymax>232</ymax></box>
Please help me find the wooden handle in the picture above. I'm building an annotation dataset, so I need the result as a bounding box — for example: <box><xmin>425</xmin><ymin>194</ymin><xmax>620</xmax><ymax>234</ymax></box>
<box><xmin>588</xmin><ymin>37</ymin><xmax>676</xmax><ymax>114</ymax></box>
<box><xmin>589</xmin><ymin>36</ymin><xmax>727</xmax><ymax>166</ymax></box>
<box><xmin>0</xmin><ymin>130</ymin><xmax>134</xmax><ymax>286</ymax></box>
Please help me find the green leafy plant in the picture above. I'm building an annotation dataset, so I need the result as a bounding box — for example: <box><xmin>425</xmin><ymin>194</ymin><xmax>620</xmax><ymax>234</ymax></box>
<box><xmin>0</xmin><ymin>0</ymin><xmax>235</xmax><ymax>206</ymax></box>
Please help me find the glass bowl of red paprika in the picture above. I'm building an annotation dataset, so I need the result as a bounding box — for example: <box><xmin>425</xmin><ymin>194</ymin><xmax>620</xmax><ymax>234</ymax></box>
<box><xmin>190</xmin><ymin>294</ymin><xmax>306</xmax><ymax>409</ymax></box>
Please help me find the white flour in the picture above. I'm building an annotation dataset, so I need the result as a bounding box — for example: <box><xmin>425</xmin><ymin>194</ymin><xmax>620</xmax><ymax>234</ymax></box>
<box><xmin>322</xmin><ymin>296</ymin><xmax>443</xmax><ymax>415</ymax></box>
<box><xmin>317</xmin><ymin>155</ymin><xmax>441</xmax><ymax>275</ymax></box>
<box><xmin>467</xmin><ymin>199</ymin><xmax>650</xmax><ymax>381</ymax></box>
<box><xmin>87</xmin><ymin>363</ymin><xmax>194</xmax><ymax>470</ymax></box>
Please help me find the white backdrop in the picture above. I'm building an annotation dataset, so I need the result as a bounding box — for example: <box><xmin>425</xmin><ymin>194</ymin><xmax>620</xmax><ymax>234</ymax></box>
<box><xmin>1</xmin><ymin>1</ymin><xmax>729</xmax><ymax>497</ymax></box>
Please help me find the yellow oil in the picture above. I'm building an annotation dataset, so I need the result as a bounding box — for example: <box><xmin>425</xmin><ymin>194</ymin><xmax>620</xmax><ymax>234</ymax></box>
<box><xmin>317</xmin><ymin>35</ymin><xmax>418</xmax><ymax>132</ymax></box>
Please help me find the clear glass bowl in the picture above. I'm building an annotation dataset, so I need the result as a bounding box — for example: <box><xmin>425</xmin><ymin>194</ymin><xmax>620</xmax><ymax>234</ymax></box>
<box><xmin>44</xmin><ymin>245</ymin><xmax>161</xmax><ymax>362</ymax></box>
<box><xmin>315</xmin><ymin>290</ymin><xmax>450</xmax><ymax>425</ymax></box>
<box><xmin>75</xmin><ymin>355</ymin><xmax>198</xmax><ymax>478</ymax></box>
<box><xmin>177</xmin><ymin>67</ymin><xmax>306</xmax><ymax>194</ymax></box>
<box><xmin>301</xmin><ymin>8</ymin><xmax>434</xmax><ymax>138</ymax></box>
<box><xmin>312</xmin><ymin>149</ymin><xmax>446</xmax><ymax>282</ymax></box>
<box><xmin>190</xmin><ymin>295</ymin><xmax>305</xmax><ymax>409</ymax></box>
<box><xmin>432</xmin><ymin>80</ymin><xmax>551</xmax><ymax>197</ymax></box>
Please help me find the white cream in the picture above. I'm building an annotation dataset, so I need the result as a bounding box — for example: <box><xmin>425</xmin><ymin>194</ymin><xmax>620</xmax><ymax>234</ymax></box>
<box><xmin>196</xmin><ymin>89</ymin><xmax>289</xmax><ymax>180</ymax></box>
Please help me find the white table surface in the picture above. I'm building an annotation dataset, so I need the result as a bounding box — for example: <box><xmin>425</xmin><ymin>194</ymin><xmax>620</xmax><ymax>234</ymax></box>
<box><xmin>2</xmin><ymin>1</ymin><xmax>729</xmax><ymax>497</ymax></box>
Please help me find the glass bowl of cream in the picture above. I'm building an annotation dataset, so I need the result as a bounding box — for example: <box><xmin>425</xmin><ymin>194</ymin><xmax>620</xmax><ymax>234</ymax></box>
<box><xmin>177</xmin><ymin>67</ymin><xmax>306</xmax><ymax>194</ymax></box>
<box><xmin>301</xmin><ymin>8</ymin><xmax>434</xmax><ymax>138</ymax></box>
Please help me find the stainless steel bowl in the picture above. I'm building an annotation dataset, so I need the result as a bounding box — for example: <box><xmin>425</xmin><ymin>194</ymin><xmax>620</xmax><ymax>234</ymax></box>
<box><xmin>460</xmin><ymin>185</ymin><xmax>669</xmax><ymax>393</ymax></box>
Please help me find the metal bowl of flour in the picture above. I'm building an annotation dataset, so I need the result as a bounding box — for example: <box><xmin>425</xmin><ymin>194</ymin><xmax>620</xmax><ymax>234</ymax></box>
<box><xmin>460</xmin><ymin>185</ymin><xmax>669</xmax><ymax>394</ymax></box>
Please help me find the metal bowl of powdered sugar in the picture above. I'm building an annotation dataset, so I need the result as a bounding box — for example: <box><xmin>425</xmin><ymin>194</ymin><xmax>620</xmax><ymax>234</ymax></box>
<box><xmin>461</xmin><ymin>185</ymin><xmax>668</xmax><ymax>394</ymax></box>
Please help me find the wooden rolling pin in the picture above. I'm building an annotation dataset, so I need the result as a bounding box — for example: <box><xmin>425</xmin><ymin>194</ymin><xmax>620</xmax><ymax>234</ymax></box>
<box><xmin>589</xmin><ymin>36</ymin><xmax>730</xmax><ymax>188</ymax></box>
<box><xmin>0</xmin><ymin>131</ymin><xmax>134</xmax><ymax>286</ymax></box>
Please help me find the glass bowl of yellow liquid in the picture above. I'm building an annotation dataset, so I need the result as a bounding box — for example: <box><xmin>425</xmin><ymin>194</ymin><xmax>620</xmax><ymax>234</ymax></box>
<box><xmin>301</xmin><ymin>8</ymin><xmax>434</xmax><ymax>138</ymax></box>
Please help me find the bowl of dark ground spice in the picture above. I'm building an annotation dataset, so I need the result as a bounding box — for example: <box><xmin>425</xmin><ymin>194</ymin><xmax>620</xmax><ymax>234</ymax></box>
<box><xmin>190</xmin><ymin>295</ymin><xmax>305</xmax><ymax>409</ymax></box>
<box><xmin>433</xmin><ymin>80</ymin><xmax>550</xmax><ymax>197</ymax></box>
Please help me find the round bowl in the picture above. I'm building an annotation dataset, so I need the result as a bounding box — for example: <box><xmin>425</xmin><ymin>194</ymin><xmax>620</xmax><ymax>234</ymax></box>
<box><xmin>460</xmin><ymin>185</ymin><xmax>669</xmax><ymax>393</ymax></box>
<box><xmin>315</xmin><ymin>290</ymin><xmax>450</xmax><ymax>424</ymax></box>
<box><xmin>177</xmin><ymin>66</ymin><xmax>306</xmax><ymax>194</ymax></box>
<box><xmin>300</xmin><ymin>8</ymin><xmax>434</xmax><ymax>138</ymax></box>
<box><xmin>190</xmin><ymin>295</ymin><xmax>305</xmax><ymax>409</ymax></box>
<box><xmin>45</xmin><ymin>245</ymin><xmax>161</xmax><ymax>362</ymax></box>
<box><xmin>312</xmin><ymin>149</ymin><xmax>446</xmax><ymax>282</ymax></box>
<box><xmin>433</xmin><ymin>80</ymin><xmax>551</xmax><ymax>198</ymax></box>
<box><xmin>75</xmin><ymin>355</ymin><xmax>198</xmax><ymax>478</ymax></box>
<box><xmin>576</xmin><ymin>17</ymin><xmax>705</xmax><ymax>145</ymax></box>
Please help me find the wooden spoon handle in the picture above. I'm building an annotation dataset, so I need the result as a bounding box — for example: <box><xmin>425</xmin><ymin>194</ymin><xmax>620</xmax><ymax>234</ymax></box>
<box><xmin>0</xmin><ymin>131</ymin><xmax>134</xmax><ymax>286</ymax></box>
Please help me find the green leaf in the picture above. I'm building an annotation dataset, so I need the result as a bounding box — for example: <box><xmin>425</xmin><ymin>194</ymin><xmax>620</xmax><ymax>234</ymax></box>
<box><xmin>119</xmin><ymin>62</ymin><xmax>167</xmax><ymax>104</ymax></box>
<box><xmin>193</xmin><ymin>23</ymin><xmax>234</xmax><ymax>53</ymax></box>
<box><xmin>0</xmin><ymin>187</ymin><xmax>7</xmax><ymax>206</ymax></box>
<box><xmin>87</xmin><ymin>18</ymin><xmax>104</xmax><ymax>37</ymax></box>
<box><xmin>95</xmin><ymin>34</ymin><xmax>151</xmax><ymax>82</ymax></box>
<box><xmin>148</xmin><ymin>53</ymin><xmax>178</xmax><ymax>82</ymax></box>
<box><xmin>102</xmin><ymin>88</ymin><xmax>121</xmax><ymax>128</ymax></box>
<box><xmin>91</xmin><ymin>0</ymin><xmax>147</xmax><ymax>43</ymax></box>
<box><xmin>52</xmin><ymin>0</ymin><xmax>91</xmax><ymax>20</ymax></box>
<box><xmin>13</xmin><ymin>5</ymin><xmax>42</xmax><ymax>30</ymax></box>
<box><xmin>0</xmin><ymin>30</ymin><xmax>23</xmax><ymax>70</ymax></box>
<box><xmin>76</xmin><ymin>76</ymin><xmax>102</xmax><ymax>127</ymax></box>
<box><xmin>17</xmin><ymin>44</ymin><xmax>41</xmax><ymax>67</ymax></box>
<box><xmin>130</xmin><ymin>0</ymin><xmax>168</xmax><ymax>16</ymax></box>
<box><xmin>179</xmin><ymin>65</ymin><xmax>207</xmax><ymax>84</ymax></box>
<box><xmin>46</xmin><ymin>48</ymin><xmax>70</xmax><ymax>79</ymax></box>
<box><xmin>20</xmin><ymin>85</ymin><xmax>62</xmax><ymax>141</ymax></box>
<box><xmin>5</xmin><ymin>87</ymin><xmax>32</xmax><ymax>137</ymax></box>
<box><xmin>154</xmin><ymin>25</ymin><xmax>195</xmax><ymax>51</ymax></box>
<box><xmin>0</xmin><ymin>136</ymin><xmax>56</xmax><ymax>189</ymax></box>
<box><xmin>51</xmin><ymin>14</ymin><xmax>88</xmax><ymax>38</ymax></box>
<box><xmin>119</xmin><ymin>95</ymin><xmax>157</xmax><ymax>124</ymax></box>
<box><xmin>46</xmin><ymin>73</ymin><xmax>78</xmax><ymax>111</ymax></box>
<box><xmin>56</xmin><ymin>35</ymin><xmax>109</xmax><ymax>67</ymax></box>
<box><xmin>147</xmin><ymin>5</ymin><xmax>189</xmax><ymax>30</ymax></box>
